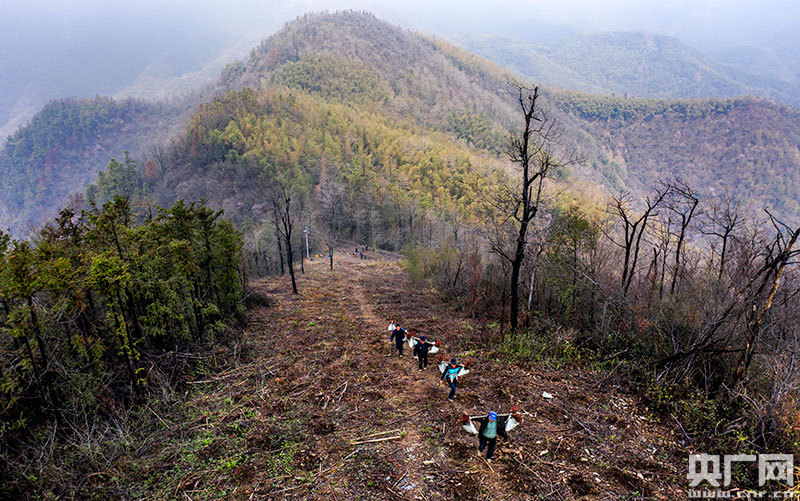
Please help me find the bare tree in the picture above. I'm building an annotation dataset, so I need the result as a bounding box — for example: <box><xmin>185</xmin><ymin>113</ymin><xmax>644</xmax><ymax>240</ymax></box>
<box><xmin>607</xmin><ymin>185</ymin><xmax>670</xmax><ymax>296</ymax></box>
<box><xmin>735</xmin><ymin>211</ymin><xmax>800</xmax><ymax>380</ymax></box>
<box><xmin>484</xmin><ymin>84</ymin><xmax>568</xmax><ymax>331</ymax></box>
<box><xmin>665</xmin><ymin>181</ymin><xmax>700</xmax><ymax>295</ymax></box>
<box><xmin>271</xmin><ymin>210</ymin><xmax>285</xmax><ymax>275</ymax></box>
<box><xmin>658</xmin><ymin>211</ymin><xmax>800</xmax><ymax>383</ymax></box>
<box><xmin>272</xmin><ymin>182</ymin><xmax>299</xmax><ymax>294</ymax></box>
<box><xmin>699</xmin><ymin>193</ymin><xmax>741</xmax><ymax>281</ymax></box>
<box><xmin>317</xmin><ymin>179</ymin><xmax>345</xmax><ymax>270</ymax></box>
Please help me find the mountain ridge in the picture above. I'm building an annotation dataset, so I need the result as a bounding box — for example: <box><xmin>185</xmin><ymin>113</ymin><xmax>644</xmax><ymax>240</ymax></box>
<box><xmin>453</xmin><ymin>30</ymin><xmax>800</xmax><ymax>106</ymax></box>
<box><xmin>3</xmin><ymin>11</ymin><xmax>800</xmax><ymax>236</ymax></box>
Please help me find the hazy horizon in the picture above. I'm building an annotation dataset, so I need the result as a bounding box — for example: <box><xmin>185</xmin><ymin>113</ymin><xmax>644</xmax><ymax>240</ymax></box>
<box><xmin>2</xmin><ymin>0</ymin><xmax>798</xmax><ymax>137</ymax></box>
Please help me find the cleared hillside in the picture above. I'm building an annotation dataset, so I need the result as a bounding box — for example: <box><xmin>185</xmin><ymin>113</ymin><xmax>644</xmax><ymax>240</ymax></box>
<box><xmin>62</xmin><ymin>253</ymin><xmax>686</xmax><ymax>499</ymax></box>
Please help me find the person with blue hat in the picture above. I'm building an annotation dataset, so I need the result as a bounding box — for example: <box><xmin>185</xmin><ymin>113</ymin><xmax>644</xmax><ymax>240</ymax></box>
<box><xmin>477</xmin><ymin>410</ymin><xmax>508</xmax><ymax>460</ymax></box>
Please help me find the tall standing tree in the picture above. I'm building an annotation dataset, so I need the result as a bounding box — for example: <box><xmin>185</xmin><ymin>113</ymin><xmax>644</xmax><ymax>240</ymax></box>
<box><xmin>318</xmin><ymin>179</ymin><xmax>345</xmax><ymax>271</ymax></box>
<box><xmin>699</xmin><ymin>193</ymin><xmax>742</xmax><ymax>282</ymax></box>
<box><xmin>272</xmin><ymin>182</ymin><xmax>299</xmax><ymax>294</ymax></box>
<box><xmin>665</xmin><ymin>181</ymin><xmax>699</xmax><ymax>295</ymax></box>
<box><xmin>488</xmin><ymin>84</ymin><xmax>568</xmax><ymax>331</ymax></box>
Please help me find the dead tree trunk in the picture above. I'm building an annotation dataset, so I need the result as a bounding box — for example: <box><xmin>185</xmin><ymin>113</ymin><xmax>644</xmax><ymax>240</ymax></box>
<box><xmin>667</xmin><ymin>182</ymin><xmax>699</xmax><ymax>295</ymax></box>
<box><xmin>273</xmin><ymin>183</ymin><xmax>298</xmax><ymax>294</ymax></box>
<box><xmin>273</xmin><ymin>212</ymin><xmax>285</xmax><ymax>275</ymax></box>
<box><xmin>735</xmin><ymin>212</ymin><xmax>800</xmax><ymax>380</ymax></box>
<box><xmin>485</xmin><ymin>84</ymin><xmax>569</xmax><ymax>331</ymax></box>
<box><xmin>700</xmin><ymin>194</ymin><xmax>740</xmax><ymax>282</ymax></box>
<box><xmin>608</xmin><ymin>186</ymin><xmax>670</xmax><ymax>297</ymax></box>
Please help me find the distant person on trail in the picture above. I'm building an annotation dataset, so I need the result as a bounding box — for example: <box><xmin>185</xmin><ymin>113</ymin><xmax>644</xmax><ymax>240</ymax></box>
<box><xmin>390</xmin><ymin>325</ymin><xmax>406</xmax><ymax>356</ymax></box>
<box><xmin>359</xmin><ymin>252</ymin><xmax>363</xmax><ymax>260</ymax></box>
<box><xmin>413</xmin><ymin>335</ymin><xmax>432</xmax><ymax>370</ymax></box>
<box><xmin>476</xmin><ymin>411</ymin><xmax>508</xmax><ymax>461</ymax></box>
<box><xmin>441</xmin><ymin>357</ymin><xmax>460</xmax><ymax>401</ymax></box>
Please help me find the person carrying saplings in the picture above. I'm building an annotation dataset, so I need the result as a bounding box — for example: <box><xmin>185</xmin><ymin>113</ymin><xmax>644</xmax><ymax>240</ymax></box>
<box><xmin>413</xmin><ymin>336</ymin><xmax>432</xmax><ymax>370</ymax></box>
<box><xmin>390</xmin><ymin>325</ymin><xmax>406</xmax><ymax>356</ymax></box>
<box><xmin>477</xmin><ymin>411</ymin><xmax>508</xmax><ymax>461</ymax></box>
<box><xmin>441</xmin><ymin>358</ymin><xmax>461</xmax><ymax>401</ymax></box>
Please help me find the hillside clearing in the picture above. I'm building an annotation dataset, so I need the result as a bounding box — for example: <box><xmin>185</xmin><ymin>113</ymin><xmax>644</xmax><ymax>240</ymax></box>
<box><xmin>128</xmin><ymin>251</ymin><xmax>688</xmax><ymax>499</ymax></box>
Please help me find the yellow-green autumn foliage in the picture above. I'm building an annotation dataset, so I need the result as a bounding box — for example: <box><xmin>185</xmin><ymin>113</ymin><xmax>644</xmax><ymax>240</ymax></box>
<box><xmin>165</xmin><ymin>86</ymin><xmax>505</xmax><ymax>233</ymax></box>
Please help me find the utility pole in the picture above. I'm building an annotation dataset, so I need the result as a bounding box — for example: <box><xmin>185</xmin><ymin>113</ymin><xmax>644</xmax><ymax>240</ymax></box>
<box><xmin>303</xmin><ymin>226</ymin><xmax>310</xmax><ymax>259</ymax></box>
<box><xmin>527</xmin><ymin>269</ymin><xmax>535</xmax><ymax>311</ymax></box>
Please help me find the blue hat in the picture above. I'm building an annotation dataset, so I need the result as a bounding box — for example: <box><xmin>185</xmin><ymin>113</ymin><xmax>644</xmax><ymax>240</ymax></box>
<box><xmin>420</xmin><ymin>336</ymin><xmax>426</xmax><ymax>341</ymax></box>
<box><xmin>488</xmin><ymin>411</ymin><xmax>497</xmax><ymax>421</ymax></box>
<box><xmin>450</xmin><ymin>358</ymin><xmax>457</xmax><ymax>364</ymax></box>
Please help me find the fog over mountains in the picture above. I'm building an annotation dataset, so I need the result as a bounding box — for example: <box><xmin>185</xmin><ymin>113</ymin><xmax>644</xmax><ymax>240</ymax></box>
<box><xmin>2</xmin><ymin>0</ymin><xmax>799</xmax><ymax>140</ymax></box>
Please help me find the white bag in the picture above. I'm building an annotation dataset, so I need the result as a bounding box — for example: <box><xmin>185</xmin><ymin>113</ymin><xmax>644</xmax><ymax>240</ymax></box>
<box><xmin>438</xmin><ymin>360</ymin><xmax>448</xmax><ymax>373</ymax></box>
<box><xmin>505</xmin><ymin>415</ymin><xmax>519</xmax><ymax>432</ymax></box>
<box><xmin>429</xmin><ymin>345</ymin><xmax>440</xmax><ymax>354</ymax></box>
<box><xmin>462</xmin><ymin>420</ymin><xmax>479</xmax><ymax>435</ymax></box>
<box><xmin>407</xmin><ymin>336</ymin><xmax>417</xmax><ymax>349</ymax></box>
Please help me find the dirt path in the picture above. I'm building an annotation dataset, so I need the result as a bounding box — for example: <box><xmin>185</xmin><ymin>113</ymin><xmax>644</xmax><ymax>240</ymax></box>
<box><xmin>349</xmin><ymin>258</ymin><xmax>461</xmax><ymax>497</ymax></box>
<box><xmin>160</xmin><ymin>251</ymin><xmax>689</xmax><ymax>499</ymax></box>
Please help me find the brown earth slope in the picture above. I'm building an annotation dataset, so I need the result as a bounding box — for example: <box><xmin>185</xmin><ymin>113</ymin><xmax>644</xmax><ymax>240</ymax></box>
<box><xmin>142</xmin><ymin>251</ymin><xmax>690</xmax><ymax>499</ymax></box>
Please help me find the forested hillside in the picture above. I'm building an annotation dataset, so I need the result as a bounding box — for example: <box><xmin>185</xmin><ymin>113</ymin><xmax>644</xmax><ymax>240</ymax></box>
<box><xmin>553</xmin><ymin>91</ymin><xmax>800</xmax><ymax>218</ymax></box>
<box><xmin>5</xmin><ymin>11</ymin><xmax>800</xmax><ymax>236</ymax></box>
<box><xmin>0</xmin><ymin>97</ymin><xmax>185</xmax><ymax>235</ymax></box>
<box><xmin>223</xmin><ymin>11</ymin><xmax>519</xmax><ymax>132</ymax></box>
<box><xmin>146</xmin><ymin>86</ymin><xmax>499</xmax><ymax>251</ymax></box>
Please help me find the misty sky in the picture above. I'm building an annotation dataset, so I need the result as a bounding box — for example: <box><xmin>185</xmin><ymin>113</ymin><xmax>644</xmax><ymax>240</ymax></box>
<box><xmin>3</xmin><ymin>0</ymin><xmax>798</xmax><ymax>50</ymax></box>
<box><xmin>1</xmin><ymin>0</ymin><xmax>799</xmax><ymax>137</ymax></box>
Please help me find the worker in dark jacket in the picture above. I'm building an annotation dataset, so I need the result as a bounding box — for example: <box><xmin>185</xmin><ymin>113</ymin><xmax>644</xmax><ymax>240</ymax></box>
<box><xmin>412</xmin><ymin>336</ymin><xmax>432</xmax><ymax>370</ymax></box>
<box><xmin>441</xmin><ymin>358</ymin><xmax>460</xmax><ymax>401</ymax></box>
<box><xmin>390</xmin><ymin>326</ymin><xmax>406</xmax><ymax>356</ymax></box>
<box><xmin>477</xmin><ymin>411</ymin><xmax>508</xmax><ymax>460</ymax></box>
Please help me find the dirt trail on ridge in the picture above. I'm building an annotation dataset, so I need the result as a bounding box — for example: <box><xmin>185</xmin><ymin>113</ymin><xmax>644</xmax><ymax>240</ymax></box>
<box><xmin>187</xmin><ymin>251</ymin><xmax>689</xmax><ymax>499</ymax></box>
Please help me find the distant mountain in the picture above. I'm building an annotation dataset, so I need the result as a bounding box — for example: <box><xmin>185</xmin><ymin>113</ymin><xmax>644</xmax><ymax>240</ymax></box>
<box><xmin>0</xmin><ymin>5</ymin><xmax>239</xmax><ymax>141</ymax></box>
<box><xmin>453</xmin><ymin>31</ymin><xmax>800</xmax><ymax>107</ymax></box>
<box><xmin>3</xmin><ymin>11</ymin><xmax>800</xmax><ymax>236</ymax></box>
<box><xmin>0</xmin><ymin>1</ymin><xmax>308</xmax><ymax>141</ymax></box>
<box><xmin>551</xmin><ymin>91</ymin><xmax>800</xmax><ymax>217</ymax></box>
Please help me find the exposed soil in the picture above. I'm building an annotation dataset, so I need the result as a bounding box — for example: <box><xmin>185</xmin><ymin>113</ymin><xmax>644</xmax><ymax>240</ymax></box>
<box><xmin>148</xmin><ymin>251</ymin><xmax>690</xmax><ymax>499</ymax></box>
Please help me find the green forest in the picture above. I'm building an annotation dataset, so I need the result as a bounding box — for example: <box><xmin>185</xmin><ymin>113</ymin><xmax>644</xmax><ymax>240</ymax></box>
<box><xmin>1</xmin><ymin>198</ymin><xmax>243</xmax><ymax>492</ymax></box>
